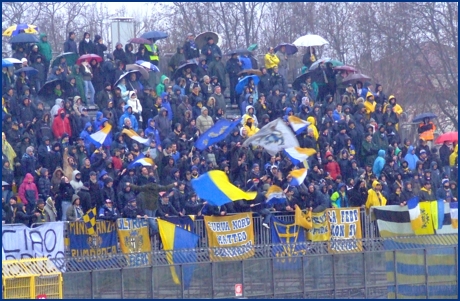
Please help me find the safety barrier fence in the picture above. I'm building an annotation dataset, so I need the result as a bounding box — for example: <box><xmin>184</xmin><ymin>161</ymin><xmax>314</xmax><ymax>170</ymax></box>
<box><xmin>48</xmin><ymin>235</ymin><xmax>458</xmax><ymax>299</ymax></box>
<box><xmin>20</xmin><ymin>208</ymin><xmax>377</xmax><ymax>254</ymax></box>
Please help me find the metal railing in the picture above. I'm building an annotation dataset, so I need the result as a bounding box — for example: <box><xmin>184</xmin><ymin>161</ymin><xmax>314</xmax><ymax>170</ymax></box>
<box><xmin>51</xmin><ymin>241</ymin><xmax>458</xmax><ymax>299</ymax></box>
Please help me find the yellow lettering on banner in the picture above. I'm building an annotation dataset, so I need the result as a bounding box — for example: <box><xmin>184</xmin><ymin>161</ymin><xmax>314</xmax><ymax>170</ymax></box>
<box><xmin>204</xmin><ymin>213</ymin><xmax>255</xmax><ymax>261</ymax></box>
<box><xmin>307</xmin><ymin>211</ymin><xmax>331</xmax><ymax>241</ymax></box>
<box><xmin>116</xmin><ymin>218</ymin><xmax>152</xmax><ymax>256</ymax></box>
<box><xmin>327</xmin><ymin>207</ymin><xmax>363</xmax><ymax>253</ymax></box>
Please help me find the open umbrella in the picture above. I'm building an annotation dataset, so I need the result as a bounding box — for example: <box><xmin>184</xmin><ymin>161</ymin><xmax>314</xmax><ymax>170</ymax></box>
<box><xmin>3</xmin><ymin>24</ymin><xmax>39</xmax><ymax>37</ymax></box>
<box><xmin>9</xmin><ymin>33</ymin><xmax>40</xmax><ymax>44</ymax></box>
<box><xmin>173</xmin><ymin>62</ymin><xmax>198</xmax><ymax>79</ymax></box>
<box><xmin>140</xmin><ymin>31</ymin><xmax>168</xmax><ymax>41</ymax></box>
<box><xmin>128</xmin><ymin>37</ymin><xmax>152</xmax><ymax>45</ymax></box>
<box><xmin>2</xmin><ymin>58</ymin><xmax>22</xmax><ymax>67</ymax></box>
<box><xmin>37</xmin><ymin>79</ymin><xmax>73</xmax><ymax>98</ymax></box>
<box><xmin>114</xmin><ymin>70</ymin><xmax>142</xmax><ymax>87</ymax></box>
<box><xmin>76</xmin><ymin>54</ymin><xmax>102</xmax><ymax>65</ymax></box>
<box><xmin>292</xmin><ymin>71</ymin><xmax>324</xmax><ymax>90</ymax></box>
<box><xmin>14</xmin><ymin>67</ymin><xmax>38</xmax><ymax>77</ymax></box>
<box><xmin>334</xmin><ymin>65</ymin><xmax>357</xmax><ymax>73</ymax></box>
<box><xmin>412</xmin><ymin>113</ymin><xmax>437</xmax><ymax>123</ymax></box>
<box><xmin>238</xmin><ymin>69</ymin><xmax>263</xmax><ymax>77</ymax></box>
<box><xmin>135</xmin><ymin>60</ymin><xmax>160</xmax><ymax>72</ymax></box>
<box><xmin>247</xmin><ymin>44</ymin><xmax>258</xmax><ymax>52</ymax></box>
<box><xmin>126</xmin><ymin>64</ymin><xmax>149</xmax><ymax>79</ymax></box>
<box><xmin>235</xmin><ymin>75</ymin><xmax>260</xmax><ymax>94</ymax></box>
<box><xmin>274</xmin><ymin>43</ymin><xmax>298</xmax><ymax>55</ymax></box>
<box><xmin>309</xmin><ymin>58</ymin><xmax>343</xmax><ymax>71</ymax></box>
<box><xmin>341</xmin><ymin>73</ymin><xmax>372</xmax><ymax>85</ymax></box>
<box><xmin>293</xmin><ymin>34</ymin><xmax>329</xmax><ymax>47</ymax></box>
<box><xmin>226</xmin><ymin>48</ymin><xmax>250</xmax><ymax>56</ymax></box>
<box><xmin>435</xmin><ymin>132</ymin><xmax>458</xmax><ymax>144</ymax></box>
<box><xmin>195</xmin><ymin>31</ymin><xmax>219</xmax><ymax>49</ymax></box>
<box><xmin>52</xmin><ymin>52</ymin><xmax>79</xmax><ymax>67</ymax></box>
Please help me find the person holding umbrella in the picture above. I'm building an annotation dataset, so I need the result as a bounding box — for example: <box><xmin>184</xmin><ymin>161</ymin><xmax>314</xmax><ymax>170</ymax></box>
<box><xmin>302</xmin><ymin>47</ymin><xmax>316</xmax><ymax>70</ymax></box>
<box><xmin>264</xmin><ymin>47</ymin><xmax>279</xmax><ymax>74</ymax></box>
<box><xmin>418</xmin><ymin>117</ymin><xmax>436</xmax><ymax>144</ymax></box>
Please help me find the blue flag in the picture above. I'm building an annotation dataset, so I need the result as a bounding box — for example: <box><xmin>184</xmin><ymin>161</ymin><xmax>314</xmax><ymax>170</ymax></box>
<box><xmin>195</xmin><ymin>118</ymin><xmax>241</xmax><ymax>150</ymax></box>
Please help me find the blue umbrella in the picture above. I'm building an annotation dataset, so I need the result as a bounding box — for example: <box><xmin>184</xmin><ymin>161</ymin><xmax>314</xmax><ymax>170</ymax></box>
<box><xmin>235</xmin><ymin>75</ymin><xmax>260</xmax><ymax>94</ymax></box>
<box><xmin>135</xmin><ymin>60</ymin><xmax>160</xmax><ymax>72</ymax></box>
<box><xmin>274</xmin><ymin>43</ymin><xmax>298</xmax><ymax>55</ymax></box>
<box><xmin>412</xmin><ymin>113</ymin><xmax>437</xmax><ymax>123</ymax></box>
<box><xmin>2</xmin><ymin>59</ymin><xmax>13</xmax><ymax>67</ymax></box>
<box><xmin>9</xmin><ymin>33</ymin><xmax>40</xmax><ymax>44</ymax></box>
<box><xmin>140</xmin><ymin>31</ymin><xmax>168</xmax><ymax>41</ymax></box>
<box><xmin>14</xmin><ymin>67</ymin><xmax>38</xmax><ymax>77</ymax></box>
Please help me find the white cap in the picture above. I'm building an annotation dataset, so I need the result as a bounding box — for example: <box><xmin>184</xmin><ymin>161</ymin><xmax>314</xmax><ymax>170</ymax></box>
<box><xmin>21</xmin><ymin>58</ymin><xmax>28</xmax><ymax>63</ymax></box>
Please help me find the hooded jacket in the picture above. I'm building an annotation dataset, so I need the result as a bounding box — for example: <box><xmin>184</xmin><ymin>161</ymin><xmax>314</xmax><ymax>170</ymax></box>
<box><xmin>196</xmin><ymin>107</ymin><xmax>214</xmax><ymax>133</ymax></box>
<box><xmin>365</xmin><ymin>180</ymin><xmax>387</xmax><ymax>209</ymax></box>
<box><xmin>243</xmin><ymin>115</ymin><xmax>259</xmax><ymax>138</ymax></box>
<box><xmin>127</xmin><ymin>91</ymin><xmax>142</xmax><ymax>114</ymax></box>
<box><xmin>404</xmin><ymin>146</ymin><xmax>420</xmax><ymax>171</ymax></box>
<box><xmin>37</xmin><ymin>33</ymin><xmax>52</xmax><ymax>61</ymax></box>
<box><xmin>18</xmin><ymin>173</ymin><xmax>39</xmax><ymax>206</ymax></box>
<box><xmin>52</xmin><ymin>108</ymin><xmax>72</xmax><ymax>139</ymax></box>
<box><xmin>373</xmin><ymin>150</ymin><xmax>386</xmax><ymax>178</ymax></box>
<box><xmin>37</xmin><ymin>168</ymin><xmax>51</xmax><ymax>199</ymax></box>
<box><xmin>449</xmin><ymin>144</ymin><xmax>458</xmax><ymax>167</ymax></box>
<box><xmin>118</xmin><ymin>105</ymin><xmax>138</xmax><ymax>131</ymax></box>
<box><xmin>44</xmin><ymin>197</ymin><xmax>57</xmax><ymax>222</ymax></box>
<box><xmin>129</xmin><ymin>182</ymin><xmax>175</xmax><ymax>211</ymax></box>
<box><xmin>156</xmin><ymin>75</ymin><xmax>169</xmax><ymax>96</ymax></box>
<box><xmin>144</xmin><ymin>118</ymin><xmax>162</xmax><ymax>146</ymax></box>
<box><xmin>153</xmin><ymin>107</ymin><xmax>171</xmax><ymax>140</ymax></box>
<box><xmin>330</xmin><ymin>183</ymin><xmax>349</xmax><ymax>208</ymax></box>
<box><xmin>70</xmin><ymin>170</ymin><xmax>83</xmax><ymax>194</ymax></box>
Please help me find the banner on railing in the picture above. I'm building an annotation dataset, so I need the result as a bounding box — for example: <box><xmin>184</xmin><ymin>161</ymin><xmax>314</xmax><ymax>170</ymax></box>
<box><xmin>116</xmin><ymin>218</ymin><xmax>152</xmax><ymax>266</ymax></box>
<box><xmin>68</xmin><ymin>220</ymin><xmax>118</xmax><ymax>257</ymax></box>
<box><xmin>204</xmin><ymin>212</ymin><xmax>255</xmax><ymax>261</ymax></box>
<box><xmin>327</xmin><ymin>207</ymin><xmax>363</xmax><ymax>253</ymax></box>
<box><xmin>2</xmin><ymin>222</ymin><xmax>65</xmax><ymax>260</ymax></box>
<box><xmin>270</xmin><ymin>216</ymin><xmax>307</xmax><ymax>269</ymax></box>
<box><xmin>307</xmin><ymin>210</ymin><xmax>331</xmax><ymax>242</ymax></box>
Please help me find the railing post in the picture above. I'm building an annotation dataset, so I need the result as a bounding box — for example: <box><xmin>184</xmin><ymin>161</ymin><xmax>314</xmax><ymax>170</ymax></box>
<box><xmin>150</xmin><ymin>265</ymin><xmax>155</xmax><ymax>299</ymax></box>
<box><xmin>211</xmin><ymin>261</ymin><xmax>215</xmax><ymax>299</ymax></box>
<box><xmin>363</xmin><ymin>252</ymin><xmax>368</xmax><ymax>298</ymax></box>
<box><xmin>90</xmin><ymin>270</ymin><xmax>94</xmax><ymax>299</ymax></box>
<box><xmin>332</xmin><ymin>254</ymin><xmax>336</xmax><ymax>299</ymax></box>
<box><xmin>393</xmin><ymin>250</ymin><xmax>398</xmax><ymax>299</ymax></box>
<box><xmin>181</xmin><ymin>263</ymin><xmax>185</xmax><ymax>299</ymax></box>
<box><xmin>241</xmin><ymin>259</ymin><xmax>245</xmax><ymax>298</ymax></box>
<box><xmin>424</xmin><ymin>248</ymin><xmax>429</xmax><ymax>299</ymax></box>
<box><xmin>120</xmin><ymin>268</ymin><xmax>124</xmax><ymax>299</ymax></box>
<box><xmin>302</xmin><ymin>256</ymin><xmax>306</xmax><ymax>298</ymax></box>
<box><xmin>271</xmin><ymin>257</ymin><xmax>275</xmax><ymax>298</ymax></box>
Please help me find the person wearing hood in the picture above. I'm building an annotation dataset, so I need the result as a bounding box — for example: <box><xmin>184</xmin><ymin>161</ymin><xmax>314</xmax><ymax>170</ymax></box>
<box><xmin>65</xmin><ymin>194</ymin><xmax>83</xmax><ymax>222</ymax></box>
<box><xmin>330</xmin><ymin>183</ymin><xmax>349</xmax><ymax>208</ymax></box>
<box><xmin>436</xmin><ymin>179</ymin><xmax>456</xmax><ymax>203</ymax></box>
<box><xmin>78</xmin><ymin>32</ymin><xmax>95</xmax><ymax>55</ymax></box>
<box><xmin>208</xmin><ymin>54</ymin><xmax>226</xmax><ymax>91</ymax></box>
<box><xmin>156</xmin><ymin>75</ymin><xmax>170</xmax><ymax>96</ymax></box>
<box><xmin>95</xmin><ymin>82</ymin><xmax>113</xmax><ymax>109</ymax></box>
<box><xmin>226</xmin><ymin>53</ymin><xmax>242</xmax><ymax>104</ymax></box>
<box><xmin>243</xmin><ymin>116</ymin><xmax>259</xmax><ymax>138</ymax></box>
<box><xmin>168</xmin><ymin>46</ymin><xmax>185</xmax><ymax>73</ymax></box>
<box><xmin>372</xmin><ymin>149</ymin><xmax>386</xmax><ymax>178</ymax></box>
<box><xmin>153</xmin><ymin>107</ymin><xmax>171</xmax><ymax>140</ymax></box>
<box><xmin>388</xmin><ymin>186</ymin><xmax>404</xmax><ymax>206</ymax></box>
<box><xmin>43</xmin><ymin>197</ymin><xmax>57</xmax><ymax>222</ymax></box>
<box><xmin>118</xmin><ymin>105</ymin><xmax>138</xmax><ymax>131</ymax></box>
<box><xmin>116</xmin><ymin>182</ymin><xmax>136</xmax><ymax>211</ymax></box>
<box><xmin>37</xmin><ymin>168</ymin><xmax>51</xmax><ymax>200</ymax></box>
<box><xmin>124</xmin><ymin>43</ymin><xmax>136</xmax><ymax>64</ymax></box>
<box><xmin>37</xmin><ymin>33</ymin><xmax>53</xmax><ymax>74</ymax></box>
<box><xmin>404</xmin><ymin>146</ymin><xmax>419</xmax><ymax>172</ymax></box>
<box><xmin>161</xmin><ymin>92</ymin><xmax>173</xmax><ymax>121</ymax></box>
<box><xmin>144</xmin><ymin>118</ymin><xmax>162</xmax><ymax>146</ymax></box>
<box><xmin>18</xmin><ymin>173</ymin><xmax>39</xmax><ymax>212</ymax></box>
<box><xmin>52</xmin><ymin>108</ymin><xmax>72</xmax><ymax>140</ymax></box>
<box><xmin>449</xmin><ymin>144</ymin><xmax>458</xmax><ymax>169</ymax></box>
<box><xmin>93</xmin><ymin>34</ymin><xmax>107</xmax><ymax>58</ymax></box>
<box><xmin>363</xmin><ymin>91</ymin><xmax>376</xmax><ymax>119</ymax></box>
<box><xmin>196</xmin><ymin>106</ymin><xmax>214</xmax><ymax>134</ymax></box>
<box><xmin>348</xmin><ymin>179</ymin><xmax>368</xmax><ymax>207</ymax></box>
<box><xmin>69</xmin><ymin>170</ymin><xmax>83</xmax><ymax>194</ymax></box>
<box><xmin>126</xmin><ymin>90</ymin><xmax>142</xmax><ymax>121</ymax></box>
<box><xmin>63</xmin><ymin>31</ymin><xmax>78</xmax><ymax>54</ymax></box>
<box><xmin>365</xmin><ymin>180</ymin><xmax>387</xmax><ymax>210</ymax></box>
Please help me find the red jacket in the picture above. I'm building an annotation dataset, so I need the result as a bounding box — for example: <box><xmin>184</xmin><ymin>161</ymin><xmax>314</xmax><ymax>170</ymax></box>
<box><xmin>18</xmin><ymin>173</ymin><xmax>39</xmax><ymax>205</ymax></box>
<box><xmin>52</xmin><ymin>108</ymin><xmax>72</xmax><ymax>139</ymax></box>
<box><xmin>324</xmin><ymin>160</ymin><xmax>341</xmax><ymax>181</ymax></box>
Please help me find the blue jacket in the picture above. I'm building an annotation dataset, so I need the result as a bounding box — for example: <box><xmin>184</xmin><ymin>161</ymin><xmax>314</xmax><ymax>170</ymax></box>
<box><xmin>239</xmin><ymin>56</ymin><xmax>252</xmax><ymax>70</ymax></box>
<box><xmin>161</xmin><ymin>92</ymin><xmax>173</xmax><ymax>121</ymax></box>
<box><xmin>404</xmin><ymin>146</ymin><xmax>419</xmax><ymax>171</ymax></box>
<box><xmin>118</xmin><ymin>105</ymin><xmax>138</xmax><ymax>131</ymax></box>
<box><xmin>332</xmin><ymin>109</ymin><xmax>342</xmax><ymax>122</ymax></box>
<box><xmin>93</xmin><ymin>111</ymin><xmax>104</xmax><ymax>130</ymax></box>
<box><xmin>144</xmin><ymin>118</ymin><xmax>162</xmax><ymax>146</ymax></box>
<box><xmin>373</xmin><ymin>149</ymin><xmax>386</xmax><ymax>178</ymax></box>
<box><xmin>80</xmin><ymin>122</ymin><xmax>93</xmax><ymax>152</ymax></box>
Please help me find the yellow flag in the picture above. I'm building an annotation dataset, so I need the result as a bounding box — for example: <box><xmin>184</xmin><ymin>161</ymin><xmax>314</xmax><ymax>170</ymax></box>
<box><xmin>295</xmin><ymin>206</ymin><xmax>312</xmax><ymax>229</ymax></box>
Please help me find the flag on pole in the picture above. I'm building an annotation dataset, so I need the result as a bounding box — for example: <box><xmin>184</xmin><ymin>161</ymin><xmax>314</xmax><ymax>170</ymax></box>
<box><xmin>284</xmin><ymin>147</ymin><xmax>316</xmax><ymax>165</ymax></box>
<box><xmin>288</xmin><ymin>115</ymin><xmax>310</xmax><ymax>134</ymax></box>
<box><xmin>88</xmin><ymin>123</ymin><xmax>112</xmax><ymax>148</ymax></box>
<box><xmin>128</xmin><ymin>153</ymin><xmax>154</xmax><ymax>168</ymax></box>
<box><xmin>289</xmin><ymin>168</ymin><xmax>308</xmax><ymax>186</ymax></box>
<box><xmin>122</xmin><ymin>128</ymin><xmax>152</xmax><ymax>146</ymax></box>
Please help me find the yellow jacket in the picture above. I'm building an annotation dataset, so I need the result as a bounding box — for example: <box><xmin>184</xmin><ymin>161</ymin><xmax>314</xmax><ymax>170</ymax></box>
<box><xmin>449</xmin><ymin>144</ymin><xmax>458</xmax><ymax>167</ymax></box>
<box><xmin>307</xmin><ymin>116</ymin><xmax>319</xmax><ymax>141</ymax></box>
<box><xmin>243</xmin><ymin>116</ymin><xmax>259</xmax><ymax>137</ymax></box>
<box><xmin>264</xmin><ymin>53</ymin><xmax>280</xmax><ymax>70</ymax></box>
<box><xmin>383</xmin><ymin>95</ymin><xmax>404</xmax><ymax>115</ymax></box>
<box><xmin>365</xmin><ymin>180</ymin><xmax>387</xmax><ymax>209</ymax></box>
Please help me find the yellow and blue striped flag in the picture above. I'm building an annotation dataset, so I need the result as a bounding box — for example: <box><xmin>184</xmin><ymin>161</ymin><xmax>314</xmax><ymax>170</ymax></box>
<box><xmin>82</xmin><ymin>207</ymin><xmax>97</xmax><ymax>235</ymax></box>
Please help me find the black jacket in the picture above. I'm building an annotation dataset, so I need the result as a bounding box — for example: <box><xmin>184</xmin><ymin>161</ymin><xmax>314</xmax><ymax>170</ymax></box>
<box><xmin>64</xmin><ymin>38</ymin><xmax>78</xmax><ymax>54</ymax></box>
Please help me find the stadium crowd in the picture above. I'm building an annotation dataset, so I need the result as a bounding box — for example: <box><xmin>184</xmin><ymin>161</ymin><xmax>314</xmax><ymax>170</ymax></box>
<box><xmin>2</xmin><ymin>30</ymin><xmax>458</xmax><ymax>230</ymax></box>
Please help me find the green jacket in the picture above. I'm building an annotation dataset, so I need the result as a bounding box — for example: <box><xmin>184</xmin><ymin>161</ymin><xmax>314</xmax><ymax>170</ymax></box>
<box><xmin>156</xmin><ymin>74</ymin><xmax>169</xmax><ymax>96</ymax></box>
<box><xmin>37</xmin><ymin>33</ymin><xmax>52</xmax><ymax>61</ymax></box>
<box><xmin>130</xmin><ymin>182</ymin><xmax>174</xmax><ymax>211</ymax></box>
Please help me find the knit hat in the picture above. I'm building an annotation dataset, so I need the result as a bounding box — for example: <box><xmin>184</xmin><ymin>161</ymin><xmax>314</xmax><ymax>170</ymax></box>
<box><xmin>442</xmin><ymin>179</ymin><xmax>449</xmax><ymax>186</ymax></box>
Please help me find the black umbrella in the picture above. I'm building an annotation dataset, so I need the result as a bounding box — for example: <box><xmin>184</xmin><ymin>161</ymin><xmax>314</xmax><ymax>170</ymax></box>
<box><xmin>341</xmin><ymin>73</ymin><xmax>372</xmax><ymax>85</ymax></box>
<box><xmin>292</xmin><ymin>71</ymin><xmax>323</xmax><ymax>90</ymax></box>
<box><xmin>195</xmin><ymin>31</ymin><xmax>219</xmax><ymax>49</ymax></box>
<box><xmin>37</xmin><ymin>79</ymin><xmax>73</xmax><ymax>98</ymax></box>
<box><xmin>140</xmin><ymin>31</ymin><xmax>168</xmax><ymax>41</ymax></box>
<box><xmin>114</xmin><ymin>70</ymin><xmax>142</xmax><ymax>87</ymax></box>
<box><xmin>173</xmin><ymin>62</ymin><xmax>198</xmax><ymax>79</ymax></box>
<box><xmin>225</xmin><ymin>48</ymin><xmax>250</xmax><ymax>56</ymax></box>
<box><xmin>274</xmin><ymin>43</ymin><xmax>298</xmax><ymax>55</ymax></box>
<box><xmin>9</xmin><ymin>33</ymin><xmax>40</xmax><ymax>44</ymax></box>
<box><xmin>412</xmin><ymin>113</ymin><xmax>437</xmax><ymax>123</ymax></box>
<box><xmin>14</xmin><ymin>66</ymin><xmax>38</xmax><ymax>77</ymax></box>
<box><xmin>52</xmin><ymin>52</ymin><xmax>79</xmax><ymax>67</ymax></box>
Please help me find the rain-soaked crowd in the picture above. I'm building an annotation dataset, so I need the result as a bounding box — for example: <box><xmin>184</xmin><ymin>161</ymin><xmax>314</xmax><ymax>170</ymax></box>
<box><xmin>2</xmin><ymin>31</ymin><xmax>458</xmax><ymax>230</ymax></box>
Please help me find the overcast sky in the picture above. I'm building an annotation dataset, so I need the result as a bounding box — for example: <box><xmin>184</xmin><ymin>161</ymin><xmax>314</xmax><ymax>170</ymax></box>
<box><xmin>103</xmin><ymin>2</ymin><xmax>172</xmax><ymax>15</ymax></box>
